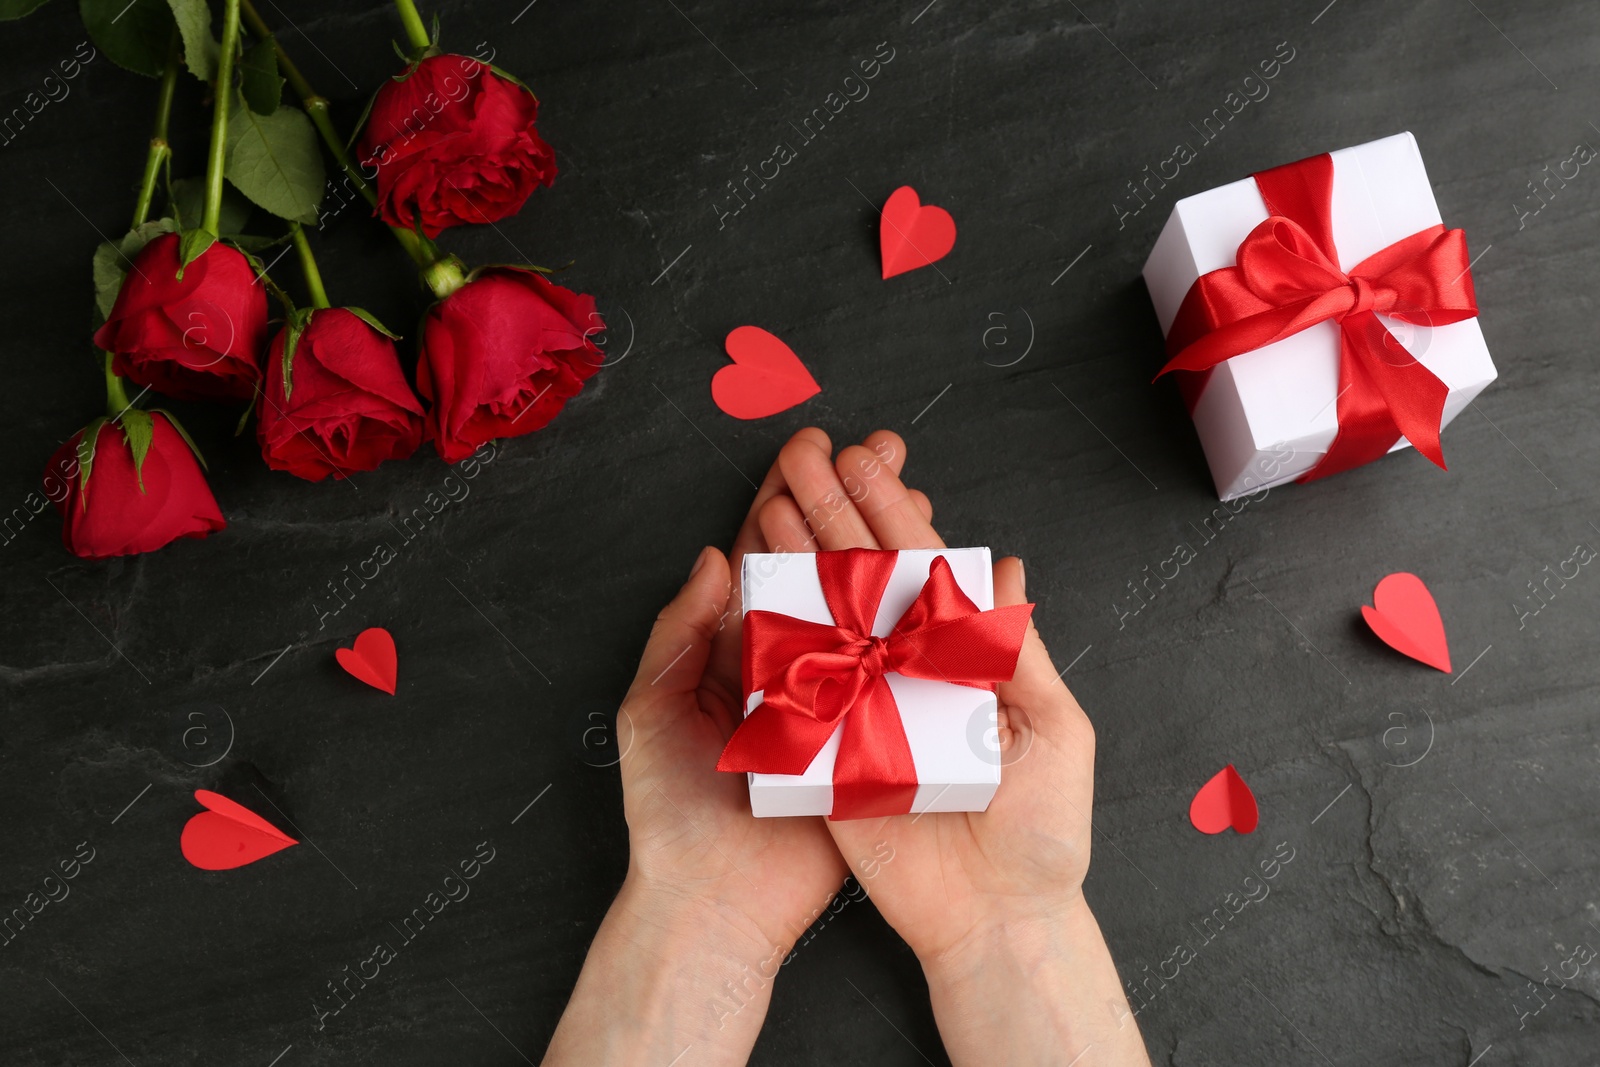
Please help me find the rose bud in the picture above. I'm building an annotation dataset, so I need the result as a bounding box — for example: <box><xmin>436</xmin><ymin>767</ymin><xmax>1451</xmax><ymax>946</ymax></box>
<box><xmin>357</xmin><ymin>54</ymin><xmax>556</xmax><ymax>238</ymax></box>
<box><xmin>257</xmin><ymin>307</ymin><xmax>425</xmax><ymax>481</ymax></box>
<box><xmin>92</xmin><ymin>232</ymin><xmax>268</xmax><ymax>402</ymax></box>
<box><xmin>47</xmin><ymin>410</ymin><xmax>224</xmax><ymax>560</ymax></box>
<box><xmin>416</xmin><ymin>268</ymin><xmax>602</xmax><ymax>463</ymax></box>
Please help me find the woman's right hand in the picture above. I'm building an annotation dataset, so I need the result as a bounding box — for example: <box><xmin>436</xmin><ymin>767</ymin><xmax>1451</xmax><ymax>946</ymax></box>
<box><xmin>756</xmin><ymin>429</ymin><xmax>1151</xmax><ymax>1067</ymax></box>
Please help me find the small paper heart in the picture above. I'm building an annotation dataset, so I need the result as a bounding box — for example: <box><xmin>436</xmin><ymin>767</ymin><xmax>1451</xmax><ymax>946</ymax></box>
<box><xmin>180</xmin><ymin>790</ymin><xmax>298</xmax><ymax>870</ymax></box>
<box><xmin>879</xmin><ymin>185</ymin><xmax>956</xmax><ymax>279</ymax></box>
<box><xmin>1189</xmin><ymin>764</ymin><xmax>1259</xmax><ymax>835</ymax></box>
<box><xmin>335</xmin><ymin>627</ymin><xmax>398</xmax><ymax>694</ymax></box>
<box><xmin>712</xmin><ymin>326</ymin><xmax>821</xmax><ymax>420</ymax></box>
<box><xmin>1361</xmin><ymin>572</ymin><xmax>1451</xmax><ymax>673</ymax></box>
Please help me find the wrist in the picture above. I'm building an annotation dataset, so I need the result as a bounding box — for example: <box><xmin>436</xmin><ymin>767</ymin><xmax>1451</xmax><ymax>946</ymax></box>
<box><xmin>920</xmin><ymin>896</ymin><xmax>1150</xmax><ymax>1067</ymax></box>
<box><xmin>543</xmin><ymin>876</ymin><xmax>788</xmax><ymax>1066</ymax></box>
<box><xmin>611</xmin><ymin>871</ymin><xmax>779</xmax><ymax>964</ymax></box>
<box><xmin>919</xmin><ymin>891</ymin><xmax>1095</xmax><ymax>990</ymax></box>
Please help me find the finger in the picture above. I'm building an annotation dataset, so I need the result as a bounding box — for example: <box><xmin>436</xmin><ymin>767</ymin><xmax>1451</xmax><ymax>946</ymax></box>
<box><xmin>991</xmin><ymin>556</ymin><xmax>1087</xmax><ymax>719</ymax></box>
<box><xmin>626</xmin><ymin>547</ymin><xmax>732</xmax><ymax>715</ymax></box>
<box><xmin>759</xmin><ymin>494</ymin><xmax>820</xmax><ymax>554</ymax></box>
<box><xmin>710</xmin><ymin>429</ymin><xmax>831</xmax><ymax>697</ymax></box>
<box><xmin>777</xmin><ymin>434</ymin><xmax>881</xmax><ymax>550</ymax></box>
<box><xmin>861</xmin><ymin>429</ymin><xmax>907</xmax><ymax>479</ymax></box>
<box><xmin>835</xmin><ymin>444</ymin><xmax>945</xmax><ymax>550</ymax></box>
<box><xmin>729</xmin><ymin>427</ymin><xmax>830</xmax><ymax>565</ymax></box>
<box><xmin>909</xmin><ymin>489</ymin><xmax>932</xmax><ymax>522</ymax></box>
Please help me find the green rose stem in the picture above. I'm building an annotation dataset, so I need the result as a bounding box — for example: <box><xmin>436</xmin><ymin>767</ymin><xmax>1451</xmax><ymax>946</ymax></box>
<box><xmin>102</xmin><ymin>353</ymin><xmax>132</xmax><ymax>418</ymax></box>
<box><xmin>392</xmin><ymin>0</ymin><xmax>433</xmax><ymax>54</ymax></box>
<box><xmin>236</xmin><ymin>0</ymin><xmax>442</xmax><ymax>275</ymax></box>
<box><xmin>105</xmin><ymin>29</ymin><xmax>186</xmax><ymax>421</ymax></box>
<box><xmin>289</xmin><ymin>223</ymin><xmax>331</xmax><ymax>310</ymax></box>
<box><xmin>201</xmin><ymin>0</ymin><xmax>245</xmax><ymax>238</ymax></box>
<box><xmin>131</xmin><ymin>29</ymin><xmax>182</xmax><ymax>230</ymax></box>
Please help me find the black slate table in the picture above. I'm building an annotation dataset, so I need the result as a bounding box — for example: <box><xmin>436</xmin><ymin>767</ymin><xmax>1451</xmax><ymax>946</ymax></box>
<box><xmin>4</xmin><ymin>1</ymin><xmax>1599</xmax><ymax>1063</ymax></box>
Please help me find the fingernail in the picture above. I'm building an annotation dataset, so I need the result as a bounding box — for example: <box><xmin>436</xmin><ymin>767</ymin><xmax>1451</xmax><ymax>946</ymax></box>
<box><xmin>689</xmin><ymin>546</ymin><xmax>712</xmax><ymax>580</ymax></box>
<box><xmin>1017</xmin><ymin>558</ymin><xmax>1026</xmax><ymax>596</ymax></box>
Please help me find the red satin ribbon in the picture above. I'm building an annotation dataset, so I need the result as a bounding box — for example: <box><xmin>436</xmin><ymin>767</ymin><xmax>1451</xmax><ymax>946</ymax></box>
<box><xmin>1158</xmin><ymin>153</ymin><xmax>1480</xmax><ymax>481</ymax></box>
<box><xmin>717</xmin><ymin>549</ymin><xmax>1033</xmax><ymax>820</ymax></box>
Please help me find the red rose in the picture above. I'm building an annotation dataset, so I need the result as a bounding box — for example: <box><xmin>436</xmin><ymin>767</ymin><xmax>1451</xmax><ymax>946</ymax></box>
<box><xmin>92</xmin><ymin>232</ymin><xmax>268</xmax><ymax>402</ymax></box>
<box><xmin>47</xmin><ymin>412</ymin><xmax>225</xmax><ymax>560</ymax></box>
<box><xmin>357</xmin><ymin>54</ymin><xmax>556</xmax><ymax>238</ymax></box>
<box><xmin>257</xmin><ymin>308</ymin><xmax>425</xmax><ymax>481</ymax></box>
<box><xmin>416</xmin><ymin>269</ymin><xmax>602</xmax><ymax>463</ymax></box>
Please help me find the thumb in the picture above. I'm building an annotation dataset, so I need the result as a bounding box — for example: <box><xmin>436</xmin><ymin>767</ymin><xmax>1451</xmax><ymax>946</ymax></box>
<box><xmin>626</xmin><ymin>546</ymin><xmax>732</xmax><ymax>707</ymax></box>
<box><xmin>992</xmin><ymin>556</ymin><xmax>1082</xmax><ymax>713</ymax></box>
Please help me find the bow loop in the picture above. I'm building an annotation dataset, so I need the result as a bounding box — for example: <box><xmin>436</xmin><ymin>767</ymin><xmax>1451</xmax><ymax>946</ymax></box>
<box><xmin>1236</xmin><ymin>216</ymin><xmax>1347</xmax><ymax>307</ymax></box>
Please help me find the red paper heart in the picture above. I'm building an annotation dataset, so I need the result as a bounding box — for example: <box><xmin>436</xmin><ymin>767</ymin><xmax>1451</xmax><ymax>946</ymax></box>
<box><xmin>180</xmin><ymin>790</ymin><xmax>298</xmax><ymax>870</ymax></box>
<box><xmin>1189</xmin><ymin>764</ymin><xmax>1259</xmax><ymax>835</ymax></box>
<box><xmin>335</xmin><ymin>627</ymin><xmax>398</xmax><ymax>693</ymax></box>
<box><xmin>1361</xmin><ymin>572</ymin><xmax>1451</xmax><ymax>673</ymax></box>
<box><xmin>879</xmin><ymin>185</ymin><xmax>956</xmax><ymax>279</ymax></box>
<box><xmin>712</xmin><ymin>326</ymin><xmax>821</xmax><ymax>420</ymax></box>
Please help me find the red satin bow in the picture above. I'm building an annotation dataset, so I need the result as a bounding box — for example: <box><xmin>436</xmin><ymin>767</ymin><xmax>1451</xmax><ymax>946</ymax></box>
<box><xmin>717</xmin><ymin>549</ymin><xmax>1033</xmax><ymax>820</ymax></box>
<box><xmin>1159</xmin><ymin>153</ymin><xmax>1480</xmax><ymax>481</ymax></box>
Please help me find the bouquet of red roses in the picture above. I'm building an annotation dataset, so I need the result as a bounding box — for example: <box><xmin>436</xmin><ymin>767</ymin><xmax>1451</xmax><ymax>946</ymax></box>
<box><xmin>9</xmin><ymin>0</ymin><xmax>604</xmax><ymax>558</ymax></box>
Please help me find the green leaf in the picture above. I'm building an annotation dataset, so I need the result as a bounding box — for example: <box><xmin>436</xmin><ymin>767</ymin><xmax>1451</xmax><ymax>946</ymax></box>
<box><xmin>487</xmin><ymin>63</ymin><xmax>536</xmax><ymax>99</ymax></box>
<box><xmin>169</xmin><ymin>176</ymin><xmax>254</xmax><ymax>236</ymax></box>
<box><xmin>280</xmin><ymin>307</ymin><xmax>314</xmax><ymax>400</ymax></box>
<box><xmin>80</xmin><ymin>0</ymin><xmax>175</xmax><ymax>77</ymax></box>
<box><xmin>344</xmin><ymin>306</ymin><xmax>401</xmax><ymax>340</ymax></box>
<box><xmin>164</xmin><ymin>0</ymin><xmax>217</xmax><ymax>82</ymax></box>
<box><xmin>465</xmin><ymin>261</ymin><xmax>558</xmax><ymax>282</ymax></box>
<box><xmin>225</xmin><ymin>102</ymin><xmax>325</xmax><ymax>225</ymax></box>
<box><xmin>93</xmin><ymin>218</ymin><xmax>178</xmax><ymax>324</ymax></box>
<box><xmin>233</xmin><ymin>401</ymin><xmax>252</xmax><ymax>437</ymax></box>
<box><xmin>118</xmin><ymin>408</ymin><xmax>154</xmax><ymax>493</ymax></box>
<box><xmin>75</xmin><ymin>417</ymin><xmax>108</xmax><ymax>501</ymax></box>
<box><xmin>238</xmin><ymin>241</ymin><xmax>295</xmax><ymax>314</ymax></box>
<box><xmin>227</xmin><ymin>233</ymin><xmax>287</xmax><ymax>253</ymax></box>
<box><xmin>178</xmin><ymin>227</ymin><xmax>216</xmax><ymax>270</ymax></box>
<box><xmin>153</xmin><ymin>408</ymin><xmax>207</xmax><ymax>469</ymax></box>
<box><xmin>345</xmin><ymin>85</ymin><xmax>382</xmax><ymax>152</ymax></box>
<box><xmin>233</xmin><ymin>242</ymin><xmax>267</xmax><ymax>277</ymax></box>
<box><xmin>240</xmin><ymin>37</ymin><xmax>282</xmax><ymax>115</ymax></box>
<box><xmin>0</xmin><ymin>0</ymin><xmax>52</xmax><ymax>19</ymax></box>
<box><xmin>91</xmin><ymin>246</ymin><xmax>123</xmax><ymax>323</ymax></box>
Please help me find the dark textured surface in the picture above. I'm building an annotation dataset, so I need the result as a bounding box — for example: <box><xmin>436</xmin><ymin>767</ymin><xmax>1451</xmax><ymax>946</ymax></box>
<box><xmin>3</xmin><ymin>1</ymin><xmax>1599</xmax><ymax>1063</ymax></box>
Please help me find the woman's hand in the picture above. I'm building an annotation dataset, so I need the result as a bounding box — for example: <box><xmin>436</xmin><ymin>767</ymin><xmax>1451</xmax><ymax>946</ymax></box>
<box><xmin>547</xmin><ymin>430</ymin><xmax>910</xmax><ymax>1064</ymax></box>
<box><xmin>609</xmin><ymin>429</ymin><xmax>846</xmax><ymax>967</ymax></box>
<box><xmin>757</xmin><ymin>429</ymin><xmax>1150</xmax><ymax>1066</ymax></box>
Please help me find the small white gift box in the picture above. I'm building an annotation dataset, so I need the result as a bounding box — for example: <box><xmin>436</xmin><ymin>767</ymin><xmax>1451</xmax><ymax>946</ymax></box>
<box><xmin>738</xmin><ymin>548</ymin><xmax>1001</xmax><ymax>819</ymax></box>
<box><xmin>1142</xmin><ymin>132</ymin><xmax>1498</xmax><ymax>500</ymax></box>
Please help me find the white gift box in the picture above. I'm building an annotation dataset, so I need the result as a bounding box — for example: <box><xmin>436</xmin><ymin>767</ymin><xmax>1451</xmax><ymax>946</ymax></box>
<box><xmin>739</xmin><ymin>548</ymin><xmax>1000</xmax><ymax>819</ymax></box>
<box><xmin>1142</xmin><ymin>132</ymin><xmax>1498</xmax><ymax>501</ymax></box>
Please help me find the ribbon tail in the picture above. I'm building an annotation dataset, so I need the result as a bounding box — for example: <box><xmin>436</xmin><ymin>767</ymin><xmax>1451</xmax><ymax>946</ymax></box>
<box><xmin>828</xmin><ymin>677</ymin><xmax>919</xmax><ymax>820</ymax></box>
<box><xmin>1299</xmin><ymin>326</ymin><xmax>1399</xmax><ymax>481</ymax></box>
<box><xmin>1366</xmin><ymin>336</ymin><xmax>1450</xmax><ymax>470</ymax></box>
<box><xmin>1299</xmin><ymin>312</ymin><xmax>1449</xmax><ymax>481</ymax></box>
